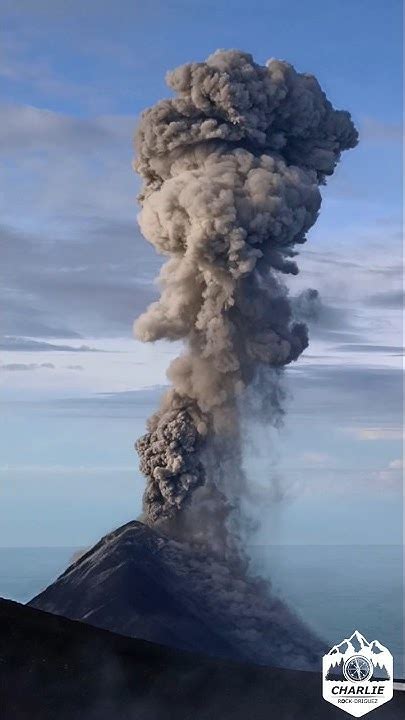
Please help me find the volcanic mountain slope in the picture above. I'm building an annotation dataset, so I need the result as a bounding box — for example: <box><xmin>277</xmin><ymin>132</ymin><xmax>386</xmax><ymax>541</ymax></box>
<box><xmin>2</xmin><ymin>599</ymin><xmax>404</xmax><ymax>720</ymax></box>
<box><xmin>29</xmin><ymin>521</ymin><xmax>324</xmax><ymax>669</ymax></box>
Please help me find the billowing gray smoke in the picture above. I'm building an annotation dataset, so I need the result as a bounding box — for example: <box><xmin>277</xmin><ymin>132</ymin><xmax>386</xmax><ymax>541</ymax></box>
<box><xmin>134</xmin><ymin>50</ymin><xmax>357</xmax><ymax>549</ymax></box>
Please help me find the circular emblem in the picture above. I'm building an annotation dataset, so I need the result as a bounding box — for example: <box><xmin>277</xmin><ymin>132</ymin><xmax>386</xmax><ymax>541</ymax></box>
<box><xmin>343</xmin><ymin>655</ymin><xmax>373</xmax><ymax>682</ymax></box>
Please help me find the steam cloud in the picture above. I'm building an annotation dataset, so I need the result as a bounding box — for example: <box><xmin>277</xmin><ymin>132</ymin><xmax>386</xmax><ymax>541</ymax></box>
<box><xmin>134</xmin><ymin>50</ymin><xmax>357</xmax><ymax>550</ymax></box>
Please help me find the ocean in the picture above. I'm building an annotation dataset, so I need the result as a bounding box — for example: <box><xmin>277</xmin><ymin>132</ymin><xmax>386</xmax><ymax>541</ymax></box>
<box><xmin>1</xmin><ymin>544</ymin><xmax>403</xmax><ymax>678</ymax></box>
<box><xmin>250</xmin><ymin>544</ymin><xmax>404</xmax><ymax>678</ymax></box>
<box><xmin>0</xmin><ymin>547</ymin><xmax>77</xmax><ymax>605</ymax></box>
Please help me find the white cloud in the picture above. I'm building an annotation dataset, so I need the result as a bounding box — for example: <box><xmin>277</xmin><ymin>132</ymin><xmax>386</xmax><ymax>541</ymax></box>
<box><xmin>345</xmin><ymin>427</ymin><xmax>404</xmax><ymax>441</ymax></box>
<box><xmin>388</xmin><ymin>459</ymin><xmax>403</xmax><ymax>470</ymax></box>
<box><xmin>300</xmin><ymin>452</ymin><xmax>332</xmax><ymax>466</ymax></box>
<box><xmin>376</xmin><ymin>458</ymin><xmax>404</xmax><ymax>487</ymax></box>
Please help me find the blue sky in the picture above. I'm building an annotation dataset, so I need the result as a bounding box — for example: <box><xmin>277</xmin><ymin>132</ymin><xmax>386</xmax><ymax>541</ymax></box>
<box><xmin>0</xmin><ymin>0</ymin><xmax>403</xmax><ymax>547</ymax></box>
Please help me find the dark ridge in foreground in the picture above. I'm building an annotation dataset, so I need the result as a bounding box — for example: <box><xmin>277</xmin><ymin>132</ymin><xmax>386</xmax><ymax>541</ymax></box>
<box><xmin>29</xmin><ymin>521</ymin><xmax>324</xmax><ymax>669</ymax></box>
<box><xmin>2</xmin><ymin>599</ymin><xmax>404</xmax><ymax>720</ymax></box>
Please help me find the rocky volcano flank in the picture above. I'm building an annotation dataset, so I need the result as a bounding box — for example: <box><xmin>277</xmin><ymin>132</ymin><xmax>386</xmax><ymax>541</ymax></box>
<box><xmin>29</xmin><ymin>521</ymin><xmax>324</xmax><ymax>669</ymax></box>
<box><xmin>5</xmin><ymin>598</ymin><xmax>405</xmax><ymax>720</ymax></box>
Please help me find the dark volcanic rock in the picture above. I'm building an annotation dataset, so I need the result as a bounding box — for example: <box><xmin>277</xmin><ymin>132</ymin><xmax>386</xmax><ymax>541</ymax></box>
<box><xmin>29</xmin><ymin>521</ymin><xmax>324</xmax><ymax>669</ymax></box>
<box><xmin>1</xmin><ymin>599</ymin><xmax>404</xmax><ymax>720</ymax></box>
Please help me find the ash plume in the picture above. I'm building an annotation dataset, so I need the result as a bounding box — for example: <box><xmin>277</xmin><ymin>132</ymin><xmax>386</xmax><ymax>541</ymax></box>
<box><xmin>134</xmin><ymin>50</ymin><xmax>357</xmax><ymax>549</ymax></box>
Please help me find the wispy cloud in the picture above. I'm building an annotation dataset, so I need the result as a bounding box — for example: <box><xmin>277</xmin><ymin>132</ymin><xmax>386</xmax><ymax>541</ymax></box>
<box><xmin>300</xmin><ymin>452</ymin><xmax>332</xmax><ymax>467</ymax></box>
<box><xmin>367</xmin><ymin>290</ymin><xmax>404</xmax><ymax>309</ymax></box>
<box><xmin>0</xmin><ymin>362</ymin><xmax>55</xmax><ymax>371</ymax></box>
<box><xmin>0</xmin><ymin>31</ymin><xmax>115</xmax><ymax>111</ymax></box>
<box><xmin>0</xmin><ymin>104</ymin><xmax>133</xmax><ymax>152</ymax></box>
<box><xmin>267</xmin><ymin>465</ymin><xmax>402</xmax><ymax>498</ymax></box>
<box><xmin>1</xmin><ymin>216</ymin><xmax>157</xmax><ymax>340</ymax></box>
<box><xmin>361</xmin><ymin>117</ymin><xmax>403</xmax><ymax>142</ymax></box>
<box><xmin>0</xmin><ymin>103</ymin><xmax>149</xmax><ymax>342</ymax></box>
<box><xmin>376</xmin><ymin>459</ymin><xmax>403</xmax><ymax>487</ymax></box>
<box><xmin>345</xmin><ymin>427</ymin><xmax>404</xmax><ymax>441</ymax></box>
<box><xmin>0</xmin><ymin>337</ymin><xmax>103</xmax><ymax>352</ymax></box>
<box><xmin>0</xmin><ymin>464</ymin><xmax>134</xmax><ymax>474</ymax></box>
<box><xmin>387</xmin><ymin>459</ymin><xmax>403</xmax><ymax>470</ymax></box>
<box><xmin>333</xmin><ymin>344</ymin><xmax>404</xmax><ymax>355</ymax></box>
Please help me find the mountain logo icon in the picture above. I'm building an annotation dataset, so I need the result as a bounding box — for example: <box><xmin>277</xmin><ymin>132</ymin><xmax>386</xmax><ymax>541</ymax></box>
<box><xmin>322</xmin><ymin>631</ymin><xmax>393</xmax><ymax>717</ymax></box>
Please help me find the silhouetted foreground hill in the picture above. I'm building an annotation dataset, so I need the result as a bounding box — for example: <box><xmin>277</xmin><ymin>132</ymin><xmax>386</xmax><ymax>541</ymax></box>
<box><xmin>1</xmin><ymin>599</ymin><xmax>404</xmax><ymax>720</ymax></box>
<box><xmin>29</xmin><ymin>521</ymin><xmax>324</xmax><ymax>669</ymax></box>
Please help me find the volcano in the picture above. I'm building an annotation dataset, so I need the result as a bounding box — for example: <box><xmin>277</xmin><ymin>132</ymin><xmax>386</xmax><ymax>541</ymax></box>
<box><xmin>29</xmin><ymin>521</ymin><xmax>324</xmax><ymax>669</ymax></box>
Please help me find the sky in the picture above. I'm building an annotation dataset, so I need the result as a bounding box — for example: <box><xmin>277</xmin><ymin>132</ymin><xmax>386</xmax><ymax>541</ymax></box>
<box><xmin>0</xmin><ymin>0</ymin><xmax>403</xmax><ymax>548</ymax></box>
